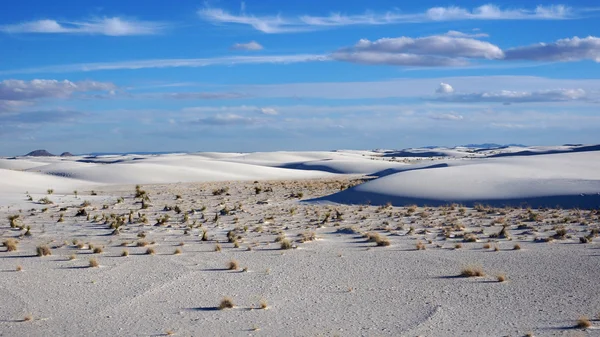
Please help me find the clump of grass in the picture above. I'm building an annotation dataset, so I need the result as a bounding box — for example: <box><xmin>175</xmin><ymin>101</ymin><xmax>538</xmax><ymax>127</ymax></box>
<box><xmin>174</xmin><ymin>248</ymin><xmax>182</xmax><ymax>255</ymax></box>
<box><xmin>415</xmin><ymin>240</ymin><xmax>426</xmax><ymax>250</ymax></box>
<box><xmin>259</xmin><ymin>299</ymin><xmax>268</xmax><ymax>309</ymax></box>
<box><xmin>460</xmin><ymin>265</ymin><xmax>485</xmax><ymax>277</ymax></box>
<box><xmin>214</xmin><ymin>243</ymin><xmax>222</xmax><ymax>252</ymax></box>
<box><xmin>483</xmin><ymin>243</ymin><xmax>491</xmax><ymax>249</ymax></box>
<box><xmin>121</xmin><ymin>249</ymin><xmax>129</xmax><ymax>257</ymax></box>
<box><xmin>496</xmin><ymin>274</ymin><xmax>506</xmax><ymax>282</ymax></box>
<box><xmin>16</xmin><ymin>265</ymin><xmax>23</xmax><ymax>272</ymax></box>
<box><xmin>454</xmin><ymin>243</ymin><xmax>463</xmax><ymax>249</ymax></box>
<box><xmin>575</xmin><ymin>316</ymin><xmax>591</xmax><ymax>329</ymax></box>
<box><xmin>3</xmin><ymin>239</ymin><xmax>18</xmax><ymax>252</ymax></box>
<box><xmin>218</xmin><ymin>297</ymin><xmax>234</xmax><ymax>310</ymax></box>
<box><xmin>23</xmin><ymin>314</ymin><xmax>33</xmax><ymax>322</ymax></box>
<box><xmin>69</xmin><ymin>254</ymin><xmax>76</xmax><ymax>261</ymax></box>
<box><xmin>513</xmin><ymin>243</ymin><xmax>521</xmax><ymax>250</ymax></box>
<box><xmin>89</xmin><ymin>258</ymin><xmax>99</xmax><ymax>268</ymax></box>
<box><xmin>93</xmin><ymin>247</ymin><xmax>103</xmax><ymax>254</ymax></box>
<box><xmin>137</xmin><ymin>240</ymin><xmax>148</xmax><ymax>247</ymax></box>
<box><xmin>36</xmin><ymin>245</ymin><xmax>51</xmax><ymax>257</ymax></box>
<box><xmin>280</xmin><ymin>239</ymin><xmax>292</xmax><ymax>250</ymax></box>
<box><xmin>228</xmin><ymin>259</ymin><xmax>238</xmax><ymax>270</ymax></box>
<box><xmin>145</xmin><ymin>247</ymin><xmax>155</xmax><ymax>255</ymax></box>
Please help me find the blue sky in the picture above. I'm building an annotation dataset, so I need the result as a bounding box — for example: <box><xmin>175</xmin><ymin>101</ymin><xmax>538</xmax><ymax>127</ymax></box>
<box><xmin>1</xmin><ymin>0</ymin><xmax>599</xmax><ymax>155</ymax></box>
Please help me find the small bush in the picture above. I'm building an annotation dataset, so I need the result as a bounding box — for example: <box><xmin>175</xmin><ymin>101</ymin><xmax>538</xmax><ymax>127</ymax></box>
<box><xmin>460</xmin><ymin>266</ymin><xmax>485</xmax><ymax>277</ymax></box>
<box><xmin>16</xmin><ymin>265</ymin><xmax>23</xmax><ymax>272</ymax></box>
<box><xmin>259</xmin><ymin>299</ymin><xmax>268</xmax><ymax>309</ymax></box>
<box><xmin>89</xmin><ymin>258</ymin><xmax>99</xmax><ymax>268</ymax></box>
<box><xmin>121</xmin><ymin>249</ymin><xmax>129</xmax><ymax>257</ymax></box>
<box><xmin>214</xmin><ymin>243</ymin><xmax>222</xmax><ymax>252</ymax></box>
<box><xmin>483</xmin><ymin>243</ymin><xmax>491</xmax><ymax>249</ymax></box>
<box><xmin>280</xmin><ymin>239</ymin><xmax>292</xmax><ymax>250</ymax></box>
<box><xmin>174</xmin><ymin>248</ymin><xmax>182</xmax><ymax>255</ymax></box>
<box><xmin>93</xmin><ymin>247</ymin><xmax>103</xmax><ymax>254</ymax></box>
<box><xmin>455</xmin><ymin>243</ymin><xmax>463</xmax><ymax>249</ymax></box>
<box><xmin>137</xmin><ymin>240</ymin><xmax>148</xmax><ymax>247</ymax></box>
<box><xmin>218</xmin><ymin>297</ymin><xmax>234</xmax><ymax>310</ymax></box>
<box><xmin>576</xmin><ymin>316</ymin><xmax>591</xmax><ymax>329</ymax></box>
<box><xmin>513</xmin><ymin>244</ymin><xmax>521</xmax><ymax>250</ymax></box>
<box><xmin>415</xmin><ymin>241</ymin><xmax>426</xmax><ymax>250</ymax></box>
<box><xmin>146</xmin><ymin>248</ymin><xmax>155</xmax><ymax>255</ymax></box>
<box><xmin>496</xmin><ymin>274</ymin><xmax>506</xmax><ymax>282</ymax></box>
<box><xmin>228</xmin><ymin>259</ymin><xmax>239</xmax><ymax>270</ymax></box>
<box><xmin>36</xmin><ymin>245</ymin><xmax>51</xmax><ymax>257</ymax></box>
<box><xmin>3</xmin><ymin>239</ymin><xmax>18</xmax><ymax>252</ymax></box>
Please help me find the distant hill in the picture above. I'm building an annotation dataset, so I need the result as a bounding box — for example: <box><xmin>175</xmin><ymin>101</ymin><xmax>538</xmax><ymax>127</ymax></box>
<box><xmin>60</xmin><ymin>152</ymin><xmax>74</xmax><ymax>157</ymax></box>
<box><xmin>461</xmin><ymin>143</ymin><xmax>526</xmax><ymax>149</ymax></box>
<box><xmin>25</xmin><ymin>149</ymin><xmax>55</xmax><ymax>157</ymax></box>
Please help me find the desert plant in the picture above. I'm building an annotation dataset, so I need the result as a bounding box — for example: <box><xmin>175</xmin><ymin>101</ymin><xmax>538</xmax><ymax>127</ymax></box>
<box><xmin>496</xmin><ymin>274</ymin><xmax>506</xmax><ymax>282</ymax></box>
<box><xmin>36</xmin><ymin>245</ymin><xmax>51</xmax><ymax>256</ymax></box>
<box><xmin>89</xmin><ymin>258</ymin><xmax>99</xmax><ymax>268</ymax></box>
<box><xmin>16</xmin><ymin>265</ymin><xmax>23</xmax><ymax>272</ymax></box>
<box><xmin>121</xmin><ymin>249</ymin><xmax>129</xmax><ymax>257</ymax></box>
<box><xmin>576</xmin><ymin>316</ymin><xmax>591</xmax><ymax>329</ymax></box>
<box><xmin>218</xmin><ymin>297</ymin><xmax>234</xmax><ymax>310</ymax></box>
<box><xmin>47</xmin><ymin>189</ymin><xmax>54</xmax><ymax>195</ymax></box>
<box><xmin>8</xmin><ymin>215</ymin><xmax>20</xmax><ymax>228</ymax></box>
<box><xmin>3</xmin><ymin>239</ymin><xmax>18</xmax><ymax>252</ymax></box>
<box><xmin>93</xmin><ymin>247</ymin><xmax>103</xmax><ymax>254</ymax></box>
<box><xmin>513</xmin><ymin>244</ymin><xmax>521</xmax><ymax>250</ymax></box>
<box><xmin>146</xmin><ymin>247</ymin><xmax>155</xmax><ymax>255</ymax></box>
<box><xmin>214</xmin><ymin>243</ymin><xmax>222</xmax><ymax>252</ymax></box>
<box><xmin>460</xmin><ymin>265</ymin><xmax>485</xmax><ymax>277</ymax></box>
<box><xmin>415</xmin><ymin>241</ymin><xmax>426</xmax><ymax>250</ymax></box>
<box><xmin>259</xmin><ymin>299</ymin><xmax>268</xmax><ymax>309</ymax></box>
<box><xmin>280</xmin><ymin>239</ymin><xmax>292</xmax><ymax>250</ymax></box>
<box><xmin>483</xmin><ymin>243</ymin><xmax>491</xmax><ymax>249</ymax></box>
<box><xmin>69</xmin><ymin>254</ymin><xmax>76</xmax><ymax>260</ymax></box>
<box><xmin>228</xmin><ymin>259</ymin><xmax>239</xmax><ymax>270</ymax></box>
<box><xmin>174</xmin><ymin>248</ymin><xmax>182</xmax><ymax>255</ymax></box>
<box><xmin>455</xmin><ymin>243</ymin><xmax>463</xmax><ymax>249</ymax></box>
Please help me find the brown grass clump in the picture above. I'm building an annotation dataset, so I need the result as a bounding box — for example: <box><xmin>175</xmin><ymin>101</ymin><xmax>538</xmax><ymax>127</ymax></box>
<box><xmin>483</xmin><ymin>243</ymin><xmax>491</xmax><ymax>249</ymax></box>
<box><xmin>174</xmin><ymin>248</ymin><xmax>182</xmax><ymax>255</ymax></box>
<box><xmin>36</xmin><ymin>245</ymin><xmax>51</xmax><ymax>257</ymax></box>
<box><xmin>69</xmin><ymin>254</ymin><xmax>76</xmax><ymax>260</ymax></box>
<box><xmin>23</xmin><ymin>314</ymin><xmax>33</xmax><ymax>322</ymax></box>
<box><xmin>3</xmin><ymin>239</ymin><xmax>18</xmax><ymax>252</ymax></box>
<box><xmin>227</xmin><ymin>259</ymin><xmax>239</xmax><ymax>270</ymax></box>
<box><xmin>259</xmin><ymin>299</ymin><xmax>268</xmax><ymax>309</ymax></box>
<box><xmin>280</xmin><ymin>239</ymin><xmax>292</xmax><ymax>250</ymax></box>
<box><xmin>460</xmin><ymin>265</ymin><xmax>485</xmax><ymax>277</ymax></box>
<box><xmin>454</xmin><ymin>243</ymin><xmax>463</xmax><ymax>249</ymax></box>
<box><xmin>218</xmin><ymin>297</ymin><xmax>234</xmax><ymax>310</ymax></box>
<box><xmin>89</xmin><ymin>258</ymin><xmax>99</xmax><ymax>268</ymax></box>
<box><xmin>145</xmin><ymin>247</ymin><xmax>155</xmax><ymax>255</ymax></box>
<box><xmin>137</xmin><ymin>240</ymin><xmax>148</xmax><ymax>247</ymax></box>
<box><xmin>214</xmin><ymin>243</ymin><xmax>222</xmax><ymax>252</ymax></box>
<box><xmin>121</xmin><ymin>249</ymin><xmax>129</xmax><ymax>257</ymax></box>
<box><xmin>93</xmin><ymin>247</ymin><xmax>103</xmax><ymax>254</ymax></box>
<box><xmin>513</xmin><ymin>244</ymin><xmax>521</xmax><ymax>250</ymax></box>
<box><xmin>576</xmin><ymin>316</ymin><xmax>591</xmax><ymax>329</ymax></box>
<box><xmin>415</xmin><ymin>241</ymin><xmax>426</xmax><ymax>250</ymax></box>
<box><xmin>496</xmin><ymin>274</ymin><xmax>506</xmax><ymax>282</ymax></box>
<box><xmin>16</xmin><ymin>265</ymin><xmax>23</xmax><ymax>272</ymax></box>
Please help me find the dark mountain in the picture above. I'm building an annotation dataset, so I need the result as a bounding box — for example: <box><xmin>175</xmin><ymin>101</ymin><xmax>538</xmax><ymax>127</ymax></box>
<box><xmin>461</xmin><ymin>143</ymin><xmax>526</xmax><ymax>149</ymax></box>
<box><xmin>60</xmin><ymin>152</ymin><xmax>74</xmax><ymax>157</ymax></box>
<box><xmin>25</xmin><ymin>149</ymin><xmax>55</xmax><ymax>157</ymax></box>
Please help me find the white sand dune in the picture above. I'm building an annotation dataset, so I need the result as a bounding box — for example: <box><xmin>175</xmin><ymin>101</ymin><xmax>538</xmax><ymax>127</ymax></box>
<box><xmin>313</xmin><ymin>151</ymin><xmax>600</xmax><ymax>208</ymax></box>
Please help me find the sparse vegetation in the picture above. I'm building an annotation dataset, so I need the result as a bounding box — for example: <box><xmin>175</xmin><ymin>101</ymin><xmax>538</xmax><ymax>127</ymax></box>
<box><xmin>218</xmin><ymin>297</ymin><xmax>234</xmax><ymax>310</ymax></box>
<box><xmin>460</xmin><ymin>266</ymin><xmax>485</xmax><ymax>277</ymax></box>
<box><xmin>89</xmin><ymin>258</ymin><xmax>99</xmax><ymax>268</ymax></box>
<box><xmin>36</xmin><ymin>245</ymin><xmax>51</xmax><ymax>257</ymax></box>
<box><xmin>3</xmin><ymin>239</ymin><xmax>18</xmax><ymax>252</ymax></box>
<box><xmin>575</xmin><ymin>316</ymin><xmax>591</xmax><ymax>329</ymax></box>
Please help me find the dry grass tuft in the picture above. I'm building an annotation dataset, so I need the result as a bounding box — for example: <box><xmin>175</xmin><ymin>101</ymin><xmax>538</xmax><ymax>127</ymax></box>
<box><xmin>496</xmin><ymin>274</ymin><xmax>506</xmax><ymax>282</ymax></box>
<box><xmin>89</xmin><ymin>258</ymin><xmax>99</xmax><ymax>268</ymax></box>
<box><xmin>483</xmin><ymin>243</ymin><xmax>491</xmax><ymax>249</ymax></box>
<box><xmin>137</xmin><ymin>240</ymin><xmax>148</xmax><ymax>247</ymax></box>
<box><xmin>460</xmin><ymin>265</ymin><xmax>485</xmax><ymax>277</ymax></box>
<box><xmin>218</xmin><ymin>297</ymin><xmax>234</xmax><ymax>310</ymax></box>
<box><xmin>23</xmin><ymin>314</ymin><xmax>33</xmax><ymax>322</ymax></box>
<box><xmin>16</xmin><ymin>265</ymin><xmax>23</xmax><ymax>272</ymax></box>
<box><xmin>513</xmin><ymin>243</ymin><xmax>521</xmax><ymax>250</ymax></box>
<box><xmin>3</xmin><ymin>239</ymin><xmax>18</xmax><ymax>252</ymax></box>
<box><xmin>228</xmin><ymin>259</ymin><xmax>239</xmax><ymax>270</ymax></box>
<box><xmin>174</xmin><ymin>248</ymin><xmax>182</xmax><ymax>255</ymax></box>
<box><xmin>121</xmin><ymin>249</ymin><xmax>129</xmax><ymax>257</ymax></box>
<box><xmin>36</xmin><ymin>245</ymin><xmax>51</xmax><ymax>257</ymax></box>
<box><xmin>259</xmin><ymin>299</ymin><xmax>268</xmax><ymax>309</ymax></box>
<box><xmin>145</xmin><ymin>247</ymin><xmax>155</xmax><ymax>255</ymax></box>
<box><xmin>69</xmin><ymin>254</ymin><xmax>76</xmax><ymax>261</ymax></box>
<box><xmin>280</xmin><ymin>239</ymin><xmax>292</xmax><ymax>250</ymax></box>
<box><xmin>93</xmin><ymin>246</ymin><xmax>103</xmax><ymax>254</ymax></box>
<box><xmin>415</xmin><ymin>240</ymin><xmax>426</xmax><ymax>250</ymax></box>
<box><xmin>575</xmin><ymin>316</ymin><xmax>591</xmax><ymax>329</ymax></box>
<box><xmin>214</xmin><ymin>243</ymin><xmax>222</xmax><ymax>252</ymax></box>
<box><xmin>454</xmin><ymin>243</ymin><xmax>463</xmax><ymax>249</ymax></box>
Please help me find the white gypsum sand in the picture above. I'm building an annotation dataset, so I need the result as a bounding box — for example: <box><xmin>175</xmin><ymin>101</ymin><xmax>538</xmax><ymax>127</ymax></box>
<box><xmin>0</xmin><ymin>146</ymin><xmax>599</xmax><ymax>336</ymax></box>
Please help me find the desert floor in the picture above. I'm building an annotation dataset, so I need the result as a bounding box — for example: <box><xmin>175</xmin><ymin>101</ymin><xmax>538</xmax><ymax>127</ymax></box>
<box><xmin>1</xmin><ymin>176</ymin><xmax>599</xmax><ymax>336</ymax></box>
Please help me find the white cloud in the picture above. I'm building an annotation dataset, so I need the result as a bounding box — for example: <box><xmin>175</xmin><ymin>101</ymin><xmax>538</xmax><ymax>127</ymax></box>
<box><xmin>0</xmin><ymin>17</ymin><xmax>166</xmax><ymax>36</ymax></box>
<box><xmin>436</xmin><ymin>83</ymin><xmax>455</xmax><ymax>94</ymax></box>
<box><xmin>199</xmin><ymin>4</ymin><xmax>574</xmax><ymax>33</ymax></box>
<box><xmin>332</xmin><ymin>35</ymin><xmax>503</xmax><ymax>66</ymax></box>
<box><xmin>193</xmin><ymin>113</ymin><xmax>259</xmax><ymax>126</ymax></box>
<box><xmin>505</xmin><ymin>36</ymin><xmax>600</xmax><ymax>62</ymax></box>
<box><xmin>431</xmin><ymin>88</ymin><xmax>588</xmax><ymax>104</ymax></box>
<box><xmin>1</xmin><ymin>55</ymin><xmax>330</xmax><ymax>75</ymax></box>
<box><xmin>259</xmin><ymin>107</ymin><xmax>278</xmax><ymax>115</ymax></box>
<box><xmin>231</xmin><ymin>41</ymin><xmax>264</xmax><ymax>51</ymax></box>
<box><xmin>0</xmin><ymin>79</ymin><xmax>116</xmax><ymax>101</ymax></box>
<box><xmin>428</xmin><ymin>113</ymin><xmax>464</xmax><ymax>121</ymax></box>
<box><xmin>444</xmin><ymin>30</ymin><xmax>489</xmax><ymax>38</ymax></box>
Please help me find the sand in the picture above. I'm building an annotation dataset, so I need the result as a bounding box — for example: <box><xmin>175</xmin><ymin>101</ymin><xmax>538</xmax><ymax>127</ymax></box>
<box><xmin>1</xmin><ymin>146</ymin><xmax>599</xmax><ymax>336</ymax></box>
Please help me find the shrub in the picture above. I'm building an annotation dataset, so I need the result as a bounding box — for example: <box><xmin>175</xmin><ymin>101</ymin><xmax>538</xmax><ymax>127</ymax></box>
<box><xmin>3</xmin><ymin>239</ymin><xmax>18</xmax><ymax>252</ymax></box>
<box><xmin>121</xmin><ymin>249</ymin><xmax>129</xmax><ymax>257</ymax></box>
<box><xmin>174</xmin><ymin>248</ymin><xmax>182</xmax><ymax>255</ymax></box>
<box><xmin>146</xmin><ymin>248</ymin><xmax>155</xmax><ymax>255</ymax></box>
<box><xmin>455</xmin><ymin>243</ymin><xmax>463</xmax><ymax>249</ymax></box>
<box><xmin>576</xmin><ymin>316</ymin><xmax>591</xmax><ymax>329</ymax></box>
<box><xmin>89</xmin><ymin>258</ymin><xmax>99</xmax><ymax>268</ymax></box>
<box><xmin>36</xmin><ymin>245</ymin><xmax>51</xmax><ymax>257</ymax></box>
<box><xmin>259</xmin><ymin>299</ymin><xmax>268</xmax><ymax>309</ymax></box>
<box><xmin>218</xmin><ymin>297</ymin><xmax>234</xmax><ymax>310</ymax></box>
<box><xmin>513</xmin><ymin>244</ymin><xmax>521</xmax><ymax>250</ymax></box>
<box><xmin>137</xmin><ymin>240</ymin><xmax>148</xmax><ymax>247</ymax></box>
<box><xmin>496</xmin><ymin>274</ymin><xmax>506</xmax><ymax>282</ymax></box>
<box><xmin>228</xmin><ymin>259</ymin><xmax>239</xmax><ymax>270</ymax></box>
<box><xmin>415</xmin><ymin>241</ymin><xmax>426</xmax><ymax>250</ymax></box>
<box><xmin>280</xmin><ymin>239</ymin><xmax>292</xmax><ymax>250</ymax></box>
<box><xmin>69</xmin><ymin>254</ymin><xmax>76</xmax><ymax>260</ymax></box>
<box><xmin>16</xmin><ymin>265</ymin><xmax>23</xmax><ymax>272</ymax></box>
<box><xmin>214</xmin><ymin>243</ymin><xmax>222</xmax><ymax>252</ymax></box>
<box><xmin>460</xmin><ymin>266</ymin><xmax>485</xmax><ymax>277</ymax></box>
<box><xmin>483</xmin><ymin>243</ymin><xmax>491</xmax><ymax>249</ymax></box>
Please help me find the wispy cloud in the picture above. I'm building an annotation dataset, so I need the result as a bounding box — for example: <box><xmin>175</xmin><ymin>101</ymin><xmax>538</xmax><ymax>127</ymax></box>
<box><xmin>193</xmin><ymin>113</ymin><xmax>260</xmax><ymax>126</ymax></box>
<box><xmin>505</xmin><ymin>36</ymin><xmax>600</xmax><ymax>62</ymax></box>
<box><xmin>231</xmin><ymin>41</ymin><xmax>264</xmax><ymax>51</ymax></box>
<box><xmin>199</xmin><ymin>4</ymin><xmax>575</xmax><ymax>33</ymax></box>
<box><xmin>0</xmin><ymin>17</ymin><xmax>166</xmax><ymax>36</ymax></box>
<box><xmin>431</xmin><ymin>88</ymin><xmax>589</xmax><ymax>104</ymax></box>
<box><xmin>1</xmin><ymin>55</ymin><xmax>330</xmax><ymax>75</ymax></box>
<box><xmin>0</xmin><ymin>79</ymin><xmax>115</xmax><ymax>101</ymax></box>
<box><xmin>332</xmin><ymin>35</ymin><xmax>503</xmax><ymax>67</ymax></box>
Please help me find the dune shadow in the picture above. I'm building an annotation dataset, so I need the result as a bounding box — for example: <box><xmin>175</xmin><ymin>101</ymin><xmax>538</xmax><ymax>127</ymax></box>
<box><xmin>0</xmin><ymin>254</ymin><xmax>38</xmax><ymax>259</ymax></box>
<box><xmin>187</xmin><ymin>307</ymin><xmax>219</xmax><ymax>311</ymax></box>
